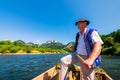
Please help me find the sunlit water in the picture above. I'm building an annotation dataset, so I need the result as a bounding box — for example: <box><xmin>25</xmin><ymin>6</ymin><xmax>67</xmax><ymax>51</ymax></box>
<box><xmin>0</xmin><ymin>54</ymin><xmax>120</xmax><ymax>80</ymax></box>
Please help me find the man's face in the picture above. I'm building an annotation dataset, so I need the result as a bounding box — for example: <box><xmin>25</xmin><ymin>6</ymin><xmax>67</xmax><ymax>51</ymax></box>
<box><xmin>77</xmin><ymin>21</ymin><xmax>87</xmax><ymax>30</ymax></box>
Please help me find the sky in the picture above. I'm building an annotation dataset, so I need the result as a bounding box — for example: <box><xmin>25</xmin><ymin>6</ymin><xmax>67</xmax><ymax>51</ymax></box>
<box><xmin>0</xmin><ymin>0</ymin><xmax>120</xmax><ymax>44</ymax></box>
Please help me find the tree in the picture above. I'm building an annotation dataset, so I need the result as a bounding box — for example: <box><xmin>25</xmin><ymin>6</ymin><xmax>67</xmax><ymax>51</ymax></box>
<box><xmin>9</xmin><ymin>46</ymin><xmax>21</xmax><ymax>53</ymax></box>
<box><xmin>40</xmin><ymin>41</ymin><xmax>65</xmax><ymax>49</ymax></box>
<box><xmin>0</xmin><ymin>40</ymin><xmax>11</xmax><ymax>45</ymax></box>
<box><xmin>114</xmin><ymin>29</ymin><xmax>120</xmax><ymax>42</ymax></box>
<box><xmin>0</xmin><ymin>45</ymin><xmax>11</xmax><ymax>53</ymax></box>
<box><xmin>13</xmin><ymin>40</ymin><xmax>25</xmax><ymax>46</ymax></box>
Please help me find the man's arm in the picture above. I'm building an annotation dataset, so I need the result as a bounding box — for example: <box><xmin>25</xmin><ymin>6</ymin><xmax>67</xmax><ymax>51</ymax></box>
<box><xmin>84</xmin><ymin>41</ymin><xmax>102</xmax><ymax>68</ymax></box>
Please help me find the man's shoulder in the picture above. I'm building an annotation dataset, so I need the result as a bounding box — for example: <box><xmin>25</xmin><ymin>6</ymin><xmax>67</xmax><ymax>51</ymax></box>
<box><xmin>87</xmin><ymin>28</ymin><xmax>98</xmax><ymax>34</ymax></box>
<box><xmin>88</xmin><ymin>28</ymin><xmax>96</xmax><ymax>31</ymax></box>
<box><xmin>87</xmin><ymin>28</ymin><xmax>95</xmax><ymax>35</ymax></box>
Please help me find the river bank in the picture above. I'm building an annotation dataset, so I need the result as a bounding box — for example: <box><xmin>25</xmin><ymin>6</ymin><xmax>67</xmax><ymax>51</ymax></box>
<box><xmin>0</xmin><ymin>53</ymin><xmax>67</xmax><ymax>55</ymax></box>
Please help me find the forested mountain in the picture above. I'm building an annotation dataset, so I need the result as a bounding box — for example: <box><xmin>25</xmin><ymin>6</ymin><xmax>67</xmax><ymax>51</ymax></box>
<box><xmin>0</xmin><ymin>29</ymin><xmax>120</xmax><ymax>55</ymax></box>
<box><xmin>40</xmin><ymin>40</ymin><xmax>65</xmax><ymax>49</ymax></box>
<box><xmin>101</xmin><ymin>29</ymin><xmax>120</xmax><ymax>56</ymax></box>
<box><xmin>0</xmin><ymin>40</ymin><xmax>67</xmax><ymax>54</ymax></box>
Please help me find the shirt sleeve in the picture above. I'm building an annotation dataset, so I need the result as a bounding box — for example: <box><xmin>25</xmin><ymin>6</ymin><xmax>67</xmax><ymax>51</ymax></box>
<box><xmin>91</xmin><ymin>30</ymin><xmax>104</xmax><ymax>44</ymax></box>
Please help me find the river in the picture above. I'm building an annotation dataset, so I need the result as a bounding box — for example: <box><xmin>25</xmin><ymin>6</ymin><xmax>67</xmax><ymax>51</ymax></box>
<box><xmin>0</xmin><ymin>54</ymin><xmax>120</xmax><ymax>80</ymax></box>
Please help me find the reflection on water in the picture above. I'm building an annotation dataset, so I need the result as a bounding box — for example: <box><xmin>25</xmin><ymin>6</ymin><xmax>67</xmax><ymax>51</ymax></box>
<box><xmin>0</xmin><ymin>54</ymin><xmax>119</xmax><ymax>80</ymax></box>
<box><xmin>101</xmin><ymin>56</ymin><xmax>120</xmax><ymax>80</ymax></box>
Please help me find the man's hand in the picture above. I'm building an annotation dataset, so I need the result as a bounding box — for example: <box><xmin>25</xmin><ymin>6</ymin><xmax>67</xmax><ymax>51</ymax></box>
<box><xmin>84</xmin><ymin>42</ymin><xmax>102</xmax><ymax>68</ymax></box>
<box><xmin>83</xmin><ymin>58</ymin><xmax>94</xmax><ymax>68</ymax></box>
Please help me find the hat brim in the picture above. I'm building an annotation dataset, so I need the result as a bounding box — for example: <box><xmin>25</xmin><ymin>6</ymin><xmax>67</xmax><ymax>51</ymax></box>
<box><xmin>75</xmin><ymin>20</ymin><xmax>89</xmax><ymax>25</ymax></box>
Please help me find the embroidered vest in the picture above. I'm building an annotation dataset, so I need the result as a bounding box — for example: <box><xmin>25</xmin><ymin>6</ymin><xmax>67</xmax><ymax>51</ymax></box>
<box><xmin>75</xmin><ymin>29</ymin><xmax>101</xmax><ymax>67</ymax></box>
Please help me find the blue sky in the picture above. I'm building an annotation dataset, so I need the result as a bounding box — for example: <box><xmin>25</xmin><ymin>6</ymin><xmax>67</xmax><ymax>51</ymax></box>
<box><xmin>0</xmin><ymin>0</ymin><xmax>120</xmax><ymax>44</ymax></box>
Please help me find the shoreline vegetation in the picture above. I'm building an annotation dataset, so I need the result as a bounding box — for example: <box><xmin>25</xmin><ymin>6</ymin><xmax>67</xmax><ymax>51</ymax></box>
<box><xmin>0</xmin><ymin>52</ymin><xmax>67</xmax><ymax>55</ymax></box>
<box><xmin>0</xmin><ymin>29</ymin><xmax>120</xmax><ymax>56</ymax></box>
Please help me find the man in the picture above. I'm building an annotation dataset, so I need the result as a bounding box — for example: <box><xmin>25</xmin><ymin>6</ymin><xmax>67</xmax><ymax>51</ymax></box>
<box><xmin>60</xmin><ymin>18</ymin><xmax>103</xmax><ymax>80</ymax></box>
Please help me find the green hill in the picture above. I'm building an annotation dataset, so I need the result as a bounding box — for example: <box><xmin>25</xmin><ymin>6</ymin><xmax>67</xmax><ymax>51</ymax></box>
<box><xmin>101</xmin><ymin>29</ymin><xmax>120</xmax><ymax>56</ymax></box>
<box><xmin>40</xmin><ymin>40</ymin><xmax>65</xmax><ymax>49</ymax></box>
<box><xmin>0</xmin><ymin>29</ymin><xmax>119</xmax><ymax>55</ymax></box>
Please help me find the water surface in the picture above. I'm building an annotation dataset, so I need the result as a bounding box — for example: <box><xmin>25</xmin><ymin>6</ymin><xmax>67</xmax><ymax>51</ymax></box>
<box><xmin>0</xmin><ymin>54</ymin><xmax>119</xmax><ymax>80</ymax></box>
